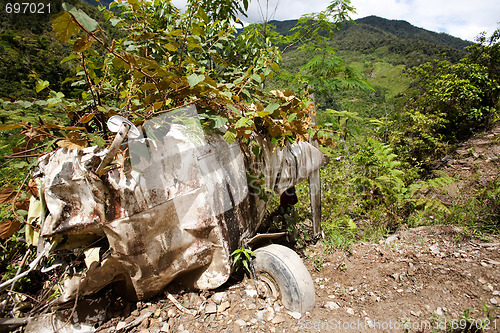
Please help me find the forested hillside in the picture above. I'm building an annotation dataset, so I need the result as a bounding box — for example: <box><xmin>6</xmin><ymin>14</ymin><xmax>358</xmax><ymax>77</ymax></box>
<box><xmin>273</xmin><ymin>15</ymin><xmax>470</xmax><ymax>65</ymax></box>
<box><xmin>0</xmin><ymin>0</ymin><xmax>118</xmax><ymax>102</ymax></box>
<box><xmin>270</xmin><ymin>16</ymin><xmax>472</xmax><ymax>120</ymax></box>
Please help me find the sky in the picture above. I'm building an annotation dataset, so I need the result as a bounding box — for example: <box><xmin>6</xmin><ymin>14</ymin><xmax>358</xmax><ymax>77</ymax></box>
<box><xmin>240</xmin><ymin>0</ymin><xmax>499</xmax><ymax>42</ymax></box>
<box><xmin>171</xmin><ymin>0</ymin><xmax>499</xmax><ymax>42</ymax></box>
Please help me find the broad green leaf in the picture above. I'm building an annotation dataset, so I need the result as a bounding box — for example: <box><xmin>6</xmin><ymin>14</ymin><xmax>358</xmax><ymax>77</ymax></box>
<box><xmin>227</xmin><ymin>104</ymin><xmax>241</xmax><ymax>116</ymax></box>
<box><xmin>62</xmin><ymin>3</ymin><xmax>99</xmax><ymax>32</ymax></box>
<box><xmin>212</xmin><ymin>115</ymin><xmax>228</xmax><ymax>128</ymax></box>
<box><xmin>187</xmin><ymin>73</ymin><xmax>205</xmax><ymax>88</ymax></box>
<box><xmin>204</xmin><ymin>75</ymin><xmax>217</xmax><ymax>88</ymax></box>
<box><xmin>15</xmin><ymin>101</ymin><xmax>33</xmax><ymax>108</ymax></box>
<box><xmin>264</xmin><ymin>103</ymin><xmax>280</xmax><ymax>114</ymax></box>
<box><xmin>51</xmin><ymin>11</ymin><xmax>80</xmax><ymax>43</ymax></box>
<box><xmin>36</xmin><ymin>80</ymin><xmax>50</xmax><ymax>93</ymax></box>
<box><xmin>235</xmin><ymin>117</ymin><xmax>252</xmax><ymax>128</ymax></box>
<box><xmin>252</xmin><ymin>145</ymin><xmax>261</xmax><ymax>157</ymax></box>
<box><xmin>61</xmin><ymin>54</ymin><xmax>79</xmax><ymax>64</ymax></box>
<box><xmin>141</xmin><ymin>83</ymin><xmax>156</xmax><ymax>91</ymax></box>
<box><xmin>47</xmin><ymin>98</ymin><xmax>61</xmax><ymax>107</ymax></box>
<box><xmin>34</xmin><ymin>100</ymin><xmax>48</xmax><ymax>106</ymax></box>
<box><xmin>192</xmin><ymin>23</ymin><xmax>204</xmax><ymax>37</ymax></box>
<box><xmin>164</xmin><ymin>43</ymin><xmax>178</xmax><ymax>52</ymax></box>
<box><xmin>96</xmin><ymin>106</ymin><xmax>108</xmax><ymax>113</ymax></box>
<box><xmin>197</xmin><ymin>7</ymin><xmax>209</xmax><ymax>23</ymax></box>
<box><xmin>347</xmin><ymin>219</ymin><xmax>357</xmax><ymax>231</ymax></box>
<box><xmin>251</xmin><ymin>73</ymin><xmax>262</xmax><ymax>83</ymax></box>
<box><xmin>88</xmin><ymin>133</ymin><xmax>106</xmax><ymax>147</ymax></box>
<box><xmin>223</xmin><ymin>129</ymin><xmax>236</xmax><ymax>143</ymax></box>
<box><xmin>110</xmin><ymin>18</ymin><xmax>122</xmax><ymax>26</ymax></box>
<box><xmin>13</xmin><ymin>161</ymin><xmax>28</xmax><ymax>169</ymax></box>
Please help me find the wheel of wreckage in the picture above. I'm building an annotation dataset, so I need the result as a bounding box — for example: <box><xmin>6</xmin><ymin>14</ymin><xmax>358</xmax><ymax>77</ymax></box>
<box><xmin>252</xmin><ymin>244</ymin><xmax>315</xmax><ymax>313</ymax></box>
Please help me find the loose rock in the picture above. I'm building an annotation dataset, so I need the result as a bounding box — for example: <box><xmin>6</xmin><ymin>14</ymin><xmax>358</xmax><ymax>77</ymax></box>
<box><xmin>324</xmin><ymin>301</ymin><xmax>340</xmax><ymax>310</ymax></box>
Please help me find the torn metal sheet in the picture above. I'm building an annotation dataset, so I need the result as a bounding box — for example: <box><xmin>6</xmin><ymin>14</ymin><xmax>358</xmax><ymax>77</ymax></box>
<box><xmin>36</xmin><ymin>104</ymin><xmax>328</xmax><ymax>302</ymax></box>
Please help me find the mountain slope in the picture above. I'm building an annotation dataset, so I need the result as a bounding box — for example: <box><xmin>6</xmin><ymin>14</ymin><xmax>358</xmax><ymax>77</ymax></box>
<box><xmin>267</xmin><ymin>16</ymin><xmax>473</xmax><ymax>118</ymax></box>
<box><xmin>271</xmin><ymin>15</ymin><xmax>471</xmax><ymax>51</ymax></box>
<box><xmin>271</xmin><ymin>16</ymin><xmax>470</xmax><ymax>67</ymax></box>
<box><xmin>353</xmin><ymin>16</ymin><xmax>471</xmax><ymax>49</ymax></box>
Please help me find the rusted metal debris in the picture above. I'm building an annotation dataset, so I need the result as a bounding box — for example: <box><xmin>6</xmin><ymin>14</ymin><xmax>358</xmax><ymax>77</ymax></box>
<box><xmin>29</xmin><ymin>104</ymin><xmax>328</xmax><ymax>303</ymax></box>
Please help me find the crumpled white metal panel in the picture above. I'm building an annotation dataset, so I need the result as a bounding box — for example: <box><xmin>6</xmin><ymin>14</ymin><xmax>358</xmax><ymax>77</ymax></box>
<box><xmin>37</xmin><ymin>105</ymin><xmax>328</xmax><ymax>301</ymax></box>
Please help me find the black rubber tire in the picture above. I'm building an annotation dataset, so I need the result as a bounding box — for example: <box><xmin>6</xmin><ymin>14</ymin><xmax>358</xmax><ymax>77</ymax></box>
<box><xmin>252</xmin><ymin>244</ymin><xmax>315</xmax><ymax>312</ymax></box>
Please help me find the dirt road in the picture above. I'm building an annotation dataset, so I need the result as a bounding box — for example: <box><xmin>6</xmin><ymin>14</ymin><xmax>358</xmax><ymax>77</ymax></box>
<box><xmin>91</xmin><ymin>225</ymin><xmax>500</xmax><ymax>333</ymax></box>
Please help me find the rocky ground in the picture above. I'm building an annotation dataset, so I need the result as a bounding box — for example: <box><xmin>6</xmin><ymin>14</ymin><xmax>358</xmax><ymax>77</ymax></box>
<box><xmin>65</xmin><ymin>225</ymin><xmax>498</xmax><ymax>333</ymax></box>
<box><xmin>432</xmin><ymin>123</ymin><xmax>500</xmax><ymax>206</ymax></box>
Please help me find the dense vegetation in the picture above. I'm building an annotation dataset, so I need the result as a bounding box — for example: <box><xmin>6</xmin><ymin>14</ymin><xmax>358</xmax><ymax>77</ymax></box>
<box><xmin>0</xmin><ymin>0</ymin><xmax>499</xmax><ymax>318</ymax></box>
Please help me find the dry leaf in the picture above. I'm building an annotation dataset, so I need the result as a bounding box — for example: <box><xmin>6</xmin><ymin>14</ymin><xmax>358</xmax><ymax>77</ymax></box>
<box><xmin>73</xmin><ymin>34</ymin><xmax>93</xmax><ymax>52</ymax></box>
<box><xmin>15</xmin><ymin>199</ymin><xmax>30</xmax><ymax>211</ymax></box>
<box><xmin>80</xmin><ymin>113</ymin><xmax>95</xmax><ymax>124</ymax></box>
<box><xmin>0</xmin><ymin>219</ymin><xmax>20</xmax><ymax>239</ymax></box>
<box><xmin>22</xmin><ymin>128</ymin><xmax>46</xmax><ymax>143</ymax></box>
<box><xmin>57</xmin><ymin>139</ymin><xmax>88</xmax><ymax>150</ymax></box>
<box><xmin>12</xmin><ymin>145</ymin><xmax>28</xmax><ymax>154</ymax></box>
<box><xmin>0</xmin><ymin>123</ymin><xmax>23</xmax><ymax>131</ymax></box>
<box><xmin>0</xmin><ymin>187</ymin><xmax>17</xmax><ymax>204</ymax></box>
<box><xmin>57</xmin><ymin>131</ymin><xmax>88</xmax><ymax>150</ymax></box>
<box><xmin>27</xmin><ymin>178</ymin><xmax>39</xmax><ymax>198</ymax></box>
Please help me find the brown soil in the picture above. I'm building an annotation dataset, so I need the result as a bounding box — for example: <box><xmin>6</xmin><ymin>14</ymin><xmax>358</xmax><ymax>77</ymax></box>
<box><xmin>87</xmin><ymin>226</ymin><xmax>500</xmax><ymax>333</ymax></box>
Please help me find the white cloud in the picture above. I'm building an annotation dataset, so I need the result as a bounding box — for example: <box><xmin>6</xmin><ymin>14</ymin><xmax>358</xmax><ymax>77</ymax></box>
<box><xmin>171</xmin><ymin>0</ymin><xmax>499</xmax><ymax>41</ymax></box>
<box><xmin>350</xmin><ymin>0</ymin><xmax>499</xmax><ymax>41</ymax></box>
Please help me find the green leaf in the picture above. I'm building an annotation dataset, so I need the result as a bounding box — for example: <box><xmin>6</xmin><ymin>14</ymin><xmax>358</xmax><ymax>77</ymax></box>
<box><xmin>265</xmin><ymin>103</ymin><xmax>280</xmax><ymax>114</ymax></box>
<box><xmin>62</xmin><ymin>3</ymin><xmax>99</xmax><ymax>32</ymax></box>
<box><xmin>197</xmin><ymin>7</ymin><xmax>209</xmax><ymax>23</ymax></box>
<box><xmin>15</xmin><ymin>101</ymin><xmax>33</xmax><ymax>108</ymax></box>
<box><xmin>235</xmin><ymin>117</ymin><xmax>253</xmax><ymax>128</ymax></box>
<box><xmin>110</xmin><ymin>18</ymin><xmax>122</xmax><ymax>26</ymax></box>
<box><xmin>252</xmin><ymin>145</ymin><xmax>261</xmax><ymax>157</ymax></box>
<box><xmin>164</xmin><ymin>43</ymin><xmax>178</xmax><ymax>52</ymax></box>
<box><xmin>88</xmin><ymin>133</ymin><xmax>106</xmax><ymax>147</ymax></box>
<box><xmin>187</xmin><ymin>74</ymin><xmax>205</xmax><ymax>88</ymax></box>
<box><xmin>223</xmin><ymin>129</ymin><xmax>236</xmax><ymax>143</ymax></box>
<box><xmin>209</xmin><ymin>114</ymin><xmax>228</xmax><ymax>128</ymax></box>
<box><xmin>61</xmin><ymin>54</ymin><xmax>79</xmax><ymax>64</ymax></box>
<box><xmin>36</xmin><ymin>80</ymin><xmax>50</xmax><ymax>93</ymax></box>
<box><xmin>51</xmin><ymin>11</ymin><xmax>80</xmax><ymax>43</ymax></box>
<box><xmin>347</xmin><ymin>219</ymin><xmax>357</xmax><ymax>231</ymax></box>
<box><xmin>227</xmin><ymin>104</ymin><xmax>241</xmax><ymax>116</ymax></box>
<box><xmin>251</xmin><ymin>73</ymin><xmax>262</xmax><ymax>84</ymax></box>
<box><xmin>13</xmin><ymin>161</ymin><xmax>28</xmax><ymax>169</ymax></box>
<box><xmin>34</xmin><ymin>100</ymin><xmax>48</xmax><ymax>106</ymax></box>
